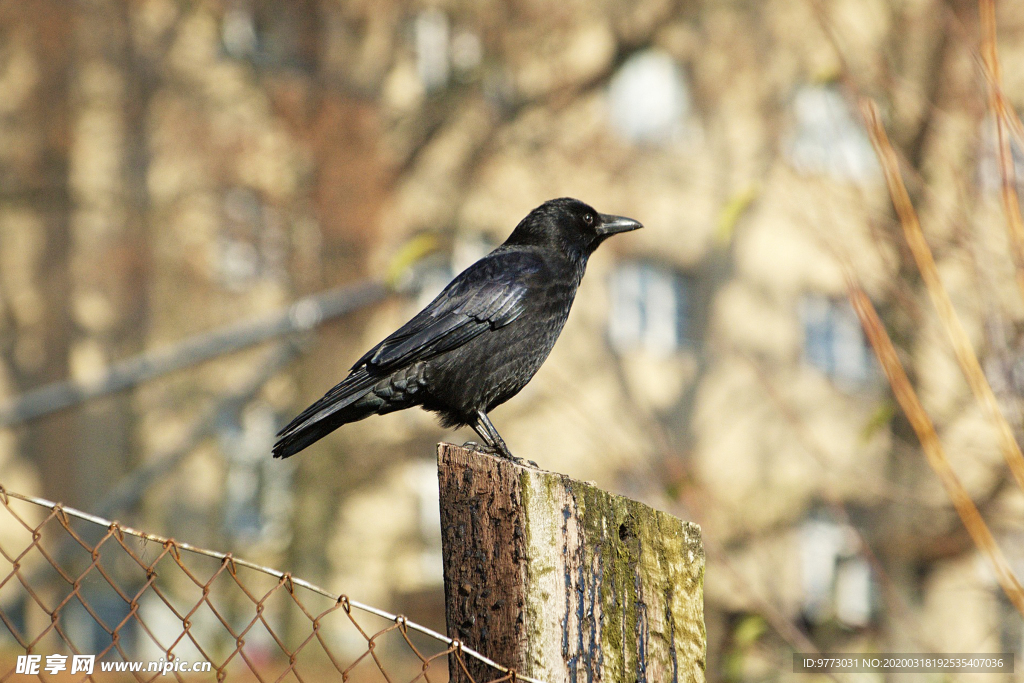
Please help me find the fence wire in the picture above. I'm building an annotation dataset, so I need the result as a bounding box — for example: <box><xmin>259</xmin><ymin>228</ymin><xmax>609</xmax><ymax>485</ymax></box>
<box><xmin>0</xmin><ymin>486</ymin><xmax>541</xmax><ymax>683</ymax></box>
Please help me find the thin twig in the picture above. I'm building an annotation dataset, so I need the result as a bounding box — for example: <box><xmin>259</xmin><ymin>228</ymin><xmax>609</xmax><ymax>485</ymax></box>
<box><xmin>847</xmin><ymin>288</ymin><xmax>1024</xmax><ymax>616</ymax></box>
<box><xmin>861</xmin><ymin>98</ymin><xmax>1024</xmax><ymax>496</ymax></box>
<box><xmin>978</xmin><ymin>0</ymin><xmax>1024</xmax><ymax>302</ymax></box>
<box><xmin>971</xmin><ymin>53</ymin><xmax>1024</xmax><ymax>156</ymax></box>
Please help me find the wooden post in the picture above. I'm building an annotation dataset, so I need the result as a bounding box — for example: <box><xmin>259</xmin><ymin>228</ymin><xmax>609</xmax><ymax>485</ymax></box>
<box><xmin>438</xmin><ymin>443</ymin><xmax>705</xmax><ymax>683</ymax></box>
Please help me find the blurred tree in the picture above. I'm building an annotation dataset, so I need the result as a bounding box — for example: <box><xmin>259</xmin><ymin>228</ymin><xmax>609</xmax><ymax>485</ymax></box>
<box><xmin>1</xmin><ymin>0</ymin><xmax>76</xmax><ymax>506</ymax></box>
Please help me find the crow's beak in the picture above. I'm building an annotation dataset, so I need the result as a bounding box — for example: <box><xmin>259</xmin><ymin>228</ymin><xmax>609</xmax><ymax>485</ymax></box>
<box><xmin>596</xmin><ymin>214</ymin><xmax>643</xmax><ymax>236</ymax></box>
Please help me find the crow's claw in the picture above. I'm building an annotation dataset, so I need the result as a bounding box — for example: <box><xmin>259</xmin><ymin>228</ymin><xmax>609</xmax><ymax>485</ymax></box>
<box><xmin>461</xmin><ymin>441</ymin><xmax>538</xmax><ymax>468</ymax></box>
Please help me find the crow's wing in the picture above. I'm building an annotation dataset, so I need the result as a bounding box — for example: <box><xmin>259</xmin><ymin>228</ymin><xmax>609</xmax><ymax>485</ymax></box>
<box><xmin>275</xmin><ymin>250</ymin><xmax>540</xmax><ymax>445</ymax></box>
<box><xmin>354</xmin><ymin>250</ymin><xmax>539</xmax><ymax>370</ymax></box>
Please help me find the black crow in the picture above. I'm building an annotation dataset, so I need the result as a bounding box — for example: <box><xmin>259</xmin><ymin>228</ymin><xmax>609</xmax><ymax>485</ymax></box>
<box><xmin>273</xmin><ymin>197</ymin><xmax>642</xmax><ymax>460</ymax></box>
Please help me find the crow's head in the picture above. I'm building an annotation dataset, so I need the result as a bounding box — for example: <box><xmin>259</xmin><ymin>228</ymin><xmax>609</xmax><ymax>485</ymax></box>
<box><xmin>505</xmin><ymin>197</ymin><xmax>642</xmax><ymax>259</ymax></box>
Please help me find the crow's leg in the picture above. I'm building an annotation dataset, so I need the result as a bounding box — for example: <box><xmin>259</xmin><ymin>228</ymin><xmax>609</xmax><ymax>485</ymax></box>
<box><xmin>468</xmin><ymin>412</ymin><xmax>538</xmax><ymax>467</ymax></box>
<box><xmin>472</xmin><ymin>410</ymin><xmax>514</xmax><ymax>459</ymax></box>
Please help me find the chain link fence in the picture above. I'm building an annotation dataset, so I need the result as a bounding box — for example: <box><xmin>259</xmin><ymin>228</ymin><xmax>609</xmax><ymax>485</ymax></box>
<box><xmin>0</xmin><ymin>486</ymin><xmax>540</xmax><ymax>683</ymax></box>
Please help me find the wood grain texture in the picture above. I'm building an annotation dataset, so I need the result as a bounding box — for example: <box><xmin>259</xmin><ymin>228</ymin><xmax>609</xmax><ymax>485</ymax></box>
<box><xmin>438</xmin><ymin>442</ymin><xmax>528</xmax><ymax>683</ymax></box>
<box><xmin>438</xmin><ymin>443</ymin><xmax>705</xmax><ymax>683</ymax></box>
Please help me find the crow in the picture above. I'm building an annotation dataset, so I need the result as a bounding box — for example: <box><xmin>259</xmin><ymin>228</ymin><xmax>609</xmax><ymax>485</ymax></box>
<box><xmin>273</xmin><ymin>197</ymin><xmax>642</xmax><ymax>460</ymax></box>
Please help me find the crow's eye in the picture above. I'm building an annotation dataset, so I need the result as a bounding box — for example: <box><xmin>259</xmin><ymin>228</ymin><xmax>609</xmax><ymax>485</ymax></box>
<box><xmin>583</xmin><ymin>213</ymin><xmax>595</xmax><ymax>226</ymax></box>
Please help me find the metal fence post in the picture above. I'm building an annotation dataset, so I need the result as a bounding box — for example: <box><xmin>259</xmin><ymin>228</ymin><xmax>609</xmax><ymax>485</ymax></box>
<box><xmin>437</xmin><ymin>443</ymin><xmax>706</xmax><ymax>683</ymax></box>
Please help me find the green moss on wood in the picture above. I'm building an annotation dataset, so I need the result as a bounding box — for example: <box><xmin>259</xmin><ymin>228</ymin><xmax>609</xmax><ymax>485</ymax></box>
<box><xmin>518</xmin><ymin>467</ymin><xmax>705</xmax><ymax>682</ymax></box>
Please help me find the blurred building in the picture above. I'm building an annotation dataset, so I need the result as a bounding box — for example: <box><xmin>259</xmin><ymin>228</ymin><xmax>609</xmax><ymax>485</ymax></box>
<box><xmin>1</xmin><ymin>0</ymin><xmax>1024</xmax><ymax>680</ymax></box>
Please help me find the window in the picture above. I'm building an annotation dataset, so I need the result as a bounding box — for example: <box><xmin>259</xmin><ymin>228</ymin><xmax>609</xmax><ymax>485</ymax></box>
<box><xmin>607</xmin><ymin>49</ymin><xmax>691</xmax><ymax>146</ymax></box>
<box><xmin>404</xmin><ymin>234</ymin><xmax>495</xmax><ymax>311</ymax></box>
<box><xmin>215</xmin><ymin>187</ymin><xmax>286</xmax><ymax>291</ymax></box>
<box><xmin>415</xmin><ymin>9</ymin><xmax>450</xmax><ymax>92</ymax></box>
<box><xmin>996</xmin><ymin>532</ymin><xmax>1024</xmax><ymax>656</ymax></box>
<box><xmin>220</xmin><ymin>0</ymin><xmax>318</xmax><ymax>72</ymax></box>
<box><xmin>999</xmin><ymin>592</ymin><xmax>1024</xmax><ymax>659</ymax></box>
<box><xmin>786</xmin><ymin>84</ymin><xmax>878</xmax><ymax>183</ymax></box>
<box><xmin>834</xmin><ymin>556</ymin><xmax>872</xmax><ymax>628</ymax></box>
<box><xmin>800</xmin><ymin>515</ymin><xmax>874</xmax><ymax>628</ymax></box>
<box><xmin>412</xmin><ymin>262</ymin><xmax>455</xmax><ymax>310</ymax></box>
<box><xmin>800</xmin><ymin>294</ymin><xmax>875</xmax><ymax>388</ymax></box>
<box><xmin>404</xmin><ymin>461</ymin><xmax>444</xmax><ymax>584</ymax></box>
<box><xmin>608</xmin><ymin>263</ymin><xmax>691</xmax><ymax>356</ymax></box>
<box><xmin>977</xmin><ymin>115</ymin><xmax>1024</xmax><ymax>195</ymax></box>
<box><xmin>221</xmin><ymin>403</ymin><xmax>292</xmax><ymax>544</ymax></box>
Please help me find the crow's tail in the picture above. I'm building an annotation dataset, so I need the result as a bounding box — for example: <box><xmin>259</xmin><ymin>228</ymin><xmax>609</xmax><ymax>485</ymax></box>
<box><xmin>272</xmin><ymin>369</ymin><xmax>380</xmax><ymax>459</ymax></box>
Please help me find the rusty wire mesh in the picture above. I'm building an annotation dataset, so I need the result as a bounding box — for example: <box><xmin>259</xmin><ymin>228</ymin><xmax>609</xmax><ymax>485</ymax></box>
<box><xmin>0</xmin><ymin>486</ymin><xmax>540</xmax><ymax>683</ymax></box>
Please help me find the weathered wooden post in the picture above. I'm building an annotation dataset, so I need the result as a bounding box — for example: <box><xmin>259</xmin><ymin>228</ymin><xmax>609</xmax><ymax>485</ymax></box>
<box><xmin>438</xmin><ymin>443</ymin><xmax>705</xmax><ymax>683</ymax></box>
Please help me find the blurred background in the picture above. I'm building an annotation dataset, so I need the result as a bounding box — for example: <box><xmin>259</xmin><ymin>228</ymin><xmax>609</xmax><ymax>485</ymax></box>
<box><xmin>1</xmin><ymin>0</ymin><xmax>1023</xmax><ymax>679</ymax></box>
